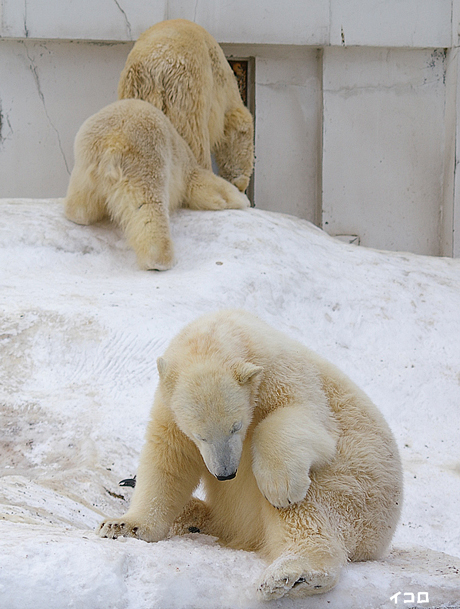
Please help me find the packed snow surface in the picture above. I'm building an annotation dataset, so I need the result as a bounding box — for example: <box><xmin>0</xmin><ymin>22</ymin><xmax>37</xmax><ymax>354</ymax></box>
<box><xmin>0</xmin><ymin>199</ymin><xmax>459</xmax><ymax>608</ymax></box>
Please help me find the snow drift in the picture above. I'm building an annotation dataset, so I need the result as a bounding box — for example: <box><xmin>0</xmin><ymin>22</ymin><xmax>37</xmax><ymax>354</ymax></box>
<box><xmin>0</xmin><ymin>199</ymin><xmax>459</xmax><ymax>608</ymax></box>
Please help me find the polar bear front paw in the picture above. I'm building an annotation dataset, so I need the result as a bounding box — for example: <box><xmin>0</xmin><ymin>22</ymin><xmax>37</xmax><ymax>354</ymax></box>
<box><xmin>253</xmin><ymin>459</ymin><xmax>311</xmax><ymax>509</ymax></box>
<box><xmin>97</xmin><ymin>518</ymin><xmax>141</xmax><ymax>540</ymax></box>
<box><xmin>230</xmin><ymin>174</ymin><xmax>250</xmax><ymax>193</ymax></box>
<box><xmin>97</xmin><ymin>515</ymin><xmax>169</xmax><ymax>542</ymax></box>
<box><xmin>222</xmin><ymin>187</ymin><xmax>250</xmax><ymax>210</ymax></box>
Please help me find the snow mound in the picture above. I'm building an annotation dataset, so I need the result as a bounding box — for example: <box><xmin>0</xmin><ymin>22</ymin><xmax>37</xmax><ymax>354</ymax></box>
<box><xmin>0</xmin><ymin>199</ymin><xmax>459</xmax><ymax>608</ymax></box>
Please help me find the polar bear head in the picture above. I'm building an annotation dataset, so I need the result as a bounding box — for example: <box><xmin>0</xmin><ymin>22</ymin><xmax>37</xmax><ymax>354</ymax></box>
<box><xmin>157</xmin><ymin>357</ymin><xmax>262</xmax><ymax>480</ymax></box>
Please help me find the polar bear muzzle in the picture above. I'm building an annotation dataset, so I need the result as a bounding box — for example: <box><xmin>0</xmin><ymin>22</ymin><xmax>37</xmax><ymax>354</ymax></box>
<box><xmin>198</xmin><ymin>433</ymin><xmax>243</xmax><ymax>481</ymax></box>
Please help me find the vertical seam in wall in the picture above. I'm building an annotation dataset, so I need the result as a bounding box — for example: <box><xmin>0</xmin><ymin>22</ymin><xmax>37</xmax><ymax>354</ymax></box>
<box><xmin>440</xmin><ymin>48</ymin><xmax>452</xmax><ymax>256</ymax></box>
<box><xmin>451</xmin><ymin>0</ymin><xmax>459</xmax><ymax>256</ymax></box>
<box><xmin>249</xmin><ymin>55</ymin><xmax>256</xmax><ymax>208</ymax></box>
<box><xmin>317</xmin><ymin>47</ymin><xmax>324</xmax><ymax>229</ymax></box>
<box><xmin>453</xmin><ymin>55</ymin><xmax>457</xmax><ymax>258</ymax></box>
<box><xmin>452</xmin><ymin>67</ymin><xmax>456</xmax><ymax>259</ymax></box>
<box><xmin>452</xmin><ymin>31</ymin><xmax>459</xmax><ymax>257</ymax></box>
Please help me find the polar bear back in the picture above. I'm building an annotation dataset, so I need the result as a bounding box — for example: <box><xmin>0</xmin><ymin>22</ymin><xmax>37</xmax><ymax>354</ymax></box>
<box><xmin>118</xmin><ymin>19</ymin><xmax>248</xmax><ymax>169</ymax></box>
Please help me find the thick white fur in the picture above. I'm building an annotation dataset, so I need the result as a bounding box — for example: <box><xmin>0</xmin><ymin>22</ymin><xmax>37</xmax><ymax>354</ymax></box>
<box><xmin>64</xmin><ymin>99</ymin><xmax>248</xmax><ymax>270</ymax></box>
<box><xmin>118</xmin><ymin>19</ymin><xmax>254</xmax><ymax>192</ymax></box>
<box><xmin>98</xmin><ymin>310</ymin><xmax>403</xmax><ymax>601</ymax></box>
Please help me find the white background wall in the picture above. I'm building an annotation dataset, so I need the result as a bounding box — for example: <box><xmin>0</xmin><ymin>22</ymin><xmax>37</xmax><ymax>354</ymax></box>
<box><xmin>1</xmin><ymin>0</ymin><xmax>459</xmax><ymax>257</ymax></box>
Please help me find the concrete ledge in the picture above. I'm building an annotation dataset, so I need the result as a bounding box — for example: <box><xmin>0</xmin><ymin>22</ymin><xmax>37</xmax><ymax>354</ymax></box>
<box><xmin>0</xmin><ymin>0</ymin><xmax>454</xmax><ymax>47</ymax></box>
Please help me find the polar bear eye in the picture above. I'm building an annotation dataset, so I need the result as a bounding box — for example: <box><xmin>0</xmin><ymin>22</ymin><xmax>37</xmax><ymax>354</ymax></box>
<box><xmin>194</xmin><ymin>434</ymin><xmax>207</xmax><ymax>443</ymax></box>
<box><xmin>231</xmin><ymin>421</ymin><xmax>242</xmax><ymax>434</ymax></box>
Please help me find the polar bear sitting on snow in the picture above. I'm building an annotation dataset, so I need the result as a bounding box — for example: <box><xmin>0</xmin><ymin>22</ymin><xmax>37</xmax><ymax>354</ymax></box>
<box><xmin>118</xmin><ymin>19</ymin><xmax>254</xmax><ymax>192</ymax></box>
<box><xmin>64</xmin><ymin>99</ymin><xmax>248</xmax><ymax>270</ymax></box>
<box><xmin>98</xmin><ymin>310</ymin><xmax>402</xmax><ymax>600</ymax></box>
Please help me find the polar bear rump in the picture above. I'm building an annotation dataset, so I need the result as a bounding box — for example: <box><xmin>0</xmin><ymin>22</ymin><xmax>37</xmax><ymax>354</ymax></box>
<box><xmin>64</xmin><ymin>100</ymin><xmax>248</xmax><ymax>270</ymax></box>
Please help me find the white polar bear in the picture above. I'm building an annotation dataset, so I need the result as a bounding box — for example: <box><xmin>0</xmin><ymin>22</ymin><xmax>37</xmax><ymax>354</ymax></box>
<box><xmin>64</xmin><ymin>99</ymin><xmax>248</xmax><ymax>270</ymax></box>
<box><xmin>98</xmin><ymin>310</ymin><xmax>403</xmax><ymax>601</ymax></box>
<box><xmin>118</xmin><ymin>19</ymin><xmax>254</xmax><ymax>192</ymax></box>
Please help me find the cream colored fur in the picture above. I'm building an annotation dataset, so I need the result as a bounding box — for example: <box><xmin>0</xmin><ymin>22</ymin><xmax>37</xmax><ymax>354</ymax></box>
<box><xmin>64</xmin><ymin>99</ymin><xmax>248</xmax><ymax>270</ymax></box>
<box><xmin>118</xmin><ymin>19</ymin><xmax>254</xmax><ymax>192</ymax></box>
<box><xmin>97</xmin><ymin>310</ymin><xmax>403</xmax><ymax>601</ymax></box>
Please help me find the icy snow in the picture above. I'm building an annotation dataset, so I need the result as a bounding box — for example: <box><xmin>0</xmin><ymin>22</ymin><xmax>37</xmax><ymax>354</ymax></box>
<box><xmin>0</xmin><ymin>198</ymin><xmax>459</xmax><ymax>609</ymax></box>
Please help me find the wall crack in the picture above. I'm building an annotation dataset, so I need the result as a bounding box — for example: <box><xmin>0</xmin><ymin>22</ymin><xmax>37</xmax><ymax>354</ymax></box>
<box><xmin>0</xmin><ymin>100</ymin><xmax>14</xmax><ymax>147</ymax></box>
<box><xmin>23</xmin><ymin>43</ymin><xmax>70</xmax><ymax>174</ymax></box>
<box><xmin>24</xmin><ymin>0</ymin><xmax>29</xmax><ymax>37</ymax></box>
<box><xmin>113</xmin><ymin>0</ymin><xmax>132</xmax><ymax>39</ymax></box>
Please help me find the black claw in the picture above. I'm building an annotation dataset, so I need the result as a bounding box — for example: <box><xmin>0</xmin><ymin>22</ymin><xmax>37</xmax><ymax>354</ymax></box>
<box><xmin>119</xmin><ymin>476</ymin><xmax>136</xmax><ymax>488</ymax></box>
<box><xmin>293</xmin><ymin>577</ymin><xmax>307</xmax><ymax>588</ymax></box>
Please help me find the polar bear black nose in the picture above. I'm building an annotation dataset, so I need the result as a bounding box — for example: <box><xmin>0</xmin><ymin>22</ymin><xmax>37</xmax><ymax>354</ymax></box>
<box><xmin>216</xmin><ymin>471</ymin><xmax>237</xmax><ymax>481</ymax></box>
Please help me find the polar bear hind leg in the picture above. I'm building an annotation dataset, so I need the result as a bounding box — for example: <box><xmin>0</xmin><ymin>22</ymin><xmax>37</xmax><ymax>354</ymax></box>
<box><xmin>105</xmin><ymin>178</ymin><xmax>175</xmax><ymax>271</ymax></box>
<box><xmin>169</xmin><ymin>497</ymin><xmax>218</xmax><ymax>537</ymax></box>
<box><xmin>258</xmin><ymin>503</ymin><xmax>347</xmax><ymax>601</ymax></box>
<box><xmin>64</xmin><ymin>161</ymin><xmax>108</xmax><ymax>226</ymax></box>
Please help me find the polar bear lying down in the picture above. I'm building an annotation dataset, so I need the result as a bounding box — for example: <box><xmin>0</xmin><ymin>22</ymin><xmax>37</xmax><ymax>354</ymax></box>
<box><xmin>64</xmin><ymin>99</ymin><xmax>248</xmax><ymax>270</ymax></box>
<box><xmin>98</xmin><ymin>310</ymin><xmax>403</xmax><ymax>601</ymax></box>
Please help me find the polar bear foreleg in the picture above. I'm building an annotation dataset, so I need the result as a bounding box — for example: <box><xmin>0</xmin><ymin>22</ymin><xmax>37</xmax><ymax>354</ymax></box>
<box><xmin>213</xmin><ymin>106</ymin><xmax>254</xmax><ymax>193</ymax></box>
<box><xmin>98</xmin><ymin>419</ymin><xmax>203</xmax><ymax>542</ymax></box>
<box><xmin>185</xmin><ymin>169</ymin><xmax>250</xmax><ymax>211</ymax></box>
<box><xmin>252</xmin><ymin>404</ymin><xmax>337</xmax><ymax>509</ymax></box>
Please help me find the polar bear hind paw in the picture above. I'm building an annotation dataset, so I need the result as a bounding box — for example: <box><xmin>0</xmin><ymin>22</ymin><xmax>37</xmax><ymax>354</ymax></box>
<box><xmin>257</xmin><ymin>556</ymin><xmax>340</xmax><ymax>600</ymax></box>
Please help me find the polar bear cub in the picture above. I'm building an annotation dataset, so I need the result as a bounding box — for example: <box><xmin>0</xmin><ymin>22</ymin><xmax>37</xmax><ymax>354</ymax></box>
<box><xmin>64</xmin><ymin>99</ymin><xmax>248</xmax><ymax>270</ymax></box>
<box><xmin>98</xmin><ymin>310</ymin><xmax>403</xmax><ymax>601</ymax></box>
<box><xmin>118</xmin><ymin>19</ymin><xmax>254</xmax><ymax>192</ymax></box>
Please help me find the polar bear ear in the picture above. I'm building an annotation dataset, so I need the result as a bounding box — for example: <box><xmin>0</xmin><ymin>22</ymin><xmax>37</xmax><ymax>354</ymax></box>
<box><xmin>157</xmin><ymin>357</ymin><xmax>168</xmax><ymax>378</ymax></box>
<box><xmin>233</xmin><ymin>361</ymin><xmax>263</xmax><ymax>385</ymax></box>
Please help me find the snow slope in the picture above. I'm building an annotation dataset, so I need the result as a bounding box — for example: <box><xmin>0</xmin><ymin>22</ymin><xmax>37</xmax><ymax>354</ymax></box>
<box><xmin>0</xmin><ymin>199</ymin><xmax>459</xmax><ymax>609</ymax></box>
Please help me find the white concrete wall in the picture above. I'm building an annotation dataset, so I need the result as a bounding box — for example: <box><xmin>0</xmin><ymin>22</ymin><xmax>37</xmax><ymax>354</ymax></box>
<box><xmin>1</xmin><ymin>0</ymin><xmax>459</xmax><ymax>257</ymax></box>
<box><xmin>322</xmin><ymin>47</ymin><xmax>447</xmax><ymax>255</ymax></box>
<box><xmin>0</xmin><ymin>39</ymin><xmax>130</xmax><ymax>198</ymax></box>
<box><xmin>222</xmin><ymin>44</ymin><xmax>322</xmax><ymax>225</ymax></box>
